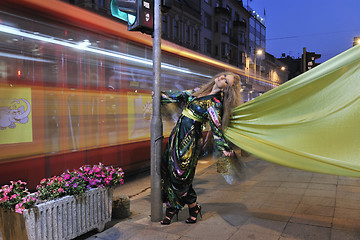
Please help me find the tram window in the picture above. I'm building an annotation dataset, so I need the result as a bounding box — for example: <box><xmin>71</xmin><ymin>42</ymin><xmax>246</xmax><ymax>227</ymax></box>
<box><xmin>44</xmin><ymin>63</ymin><xmax>59</xmax><ymax>86</ymax></box>
<box><xmin>45</xmin><ymin>94</ymin><xmax>60</xmax><ymax>153</ymax></box>
<box><xmin>0</xmin><ymin>60</ymin><xmax>6</xmax><ymax>80</ymax></box>
<box><xmin>84</xmin><ymin>95</ymin><xmax>100</xmax><ymax>147</ymax></box>
<box><xmin>105</xmin><ymin>62</ymin><xmax>120</xmax><ymax>91</ymax></box>
<box><xmin>88</xmin><ymin>61</ymin><xmax>99</xmax><ymax>89</ymax></box>
<box><xmin>67</xmin><ymin>57</ymin><xmax>79</xmax><ymax>88</ymax></box>
<box><xmin>81</xmin><ymin>53</ymin><xmax>98</xmax><ymax>89</ymax></box>
<box><xmin>105</xmin><ymin>94</ymin><xmax>121</xmax><ymax>144</ymax></box>
<box><xmin>67</xmin><ymin>95</ymin><xmax>81</xmax><ymax>150</ymax></box>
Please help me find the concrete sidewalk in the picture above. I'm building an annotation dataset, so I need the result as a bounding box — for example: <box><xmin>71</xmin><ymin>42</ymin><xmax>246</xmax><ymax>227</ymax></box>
<box><xmin>78</xmin><ymin>155</ymin><xmax>360</xmax><ymax>240</ymax></box>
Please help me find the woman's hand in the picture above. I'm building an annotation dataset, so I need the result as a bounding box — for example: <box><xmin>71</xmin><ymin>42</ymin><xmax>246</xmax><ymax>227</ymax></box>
<box><xmin>222</xmin><ymin>150</ymin><xmax>234</xmax><ymax>157</ymax></box>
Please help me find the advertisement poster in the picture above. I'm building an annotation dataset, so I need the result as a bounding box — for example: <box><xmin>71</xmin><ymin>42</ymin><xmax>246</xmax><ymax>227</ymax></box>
<box><xmin>0</xmin><ymin>87</ymin><xmax>32</xmax><ymax>144</ymax></box>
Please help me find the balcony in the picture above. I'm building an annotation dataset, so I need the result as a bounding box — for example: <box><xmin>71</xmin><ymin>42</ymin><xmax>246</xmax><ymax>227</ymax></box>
<box><xmin>233</xmin><ymin>20</ymin><xmax>247</xmax><ymax>29</ymax></box>
<box><xmin>214</xmin><ymin>7</ymin><xmax>231</xmax><ymax>17</ymax></box>
<box><xmin>230</xmin><ymin>37</ymin><xmax>239</xmax><ymax>46</ymax></box>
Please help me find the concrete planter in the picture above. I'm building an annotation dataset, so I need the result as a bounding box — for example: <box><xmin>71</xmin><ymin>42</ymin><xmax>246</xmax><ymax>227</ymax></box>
<box><xmin>0</xmin><ymin>187</ymin><xmax>113</xmax><ymax>240</ymax></box>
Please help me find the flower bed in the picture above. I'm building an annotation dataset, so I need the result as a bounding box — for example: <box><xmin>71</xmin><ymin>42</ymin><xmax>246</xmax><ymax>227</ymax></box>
<box><xmin>0</xmin><ymin>163</ymin><xmax>124</xmax><ymax>240</ymax></box>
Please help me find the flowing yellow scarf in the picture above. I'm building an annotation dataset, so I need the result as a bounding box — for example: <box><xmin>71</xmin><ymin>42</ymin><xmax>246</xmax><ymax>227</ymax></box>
<box><xmin>225</xmin><ymin>44</ymin><xmax>360</xmax><ymax>177</ymax></box>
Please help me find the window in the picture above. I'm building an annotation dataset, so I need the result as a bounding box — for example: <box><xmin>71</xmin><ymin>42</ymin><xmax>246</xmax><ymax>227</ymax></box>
<box><xmin>239</xmin><ymin>31</ymin><xmax>245</xmax><ymax>44</ymax></box>
<box><xmin>221</xmin><ymin>19</ymin><xmax>229</xmax><ymax>35</ymax></box>
<box><xmin>249</xmin><ymin>32</ymin><xmax>255</xmax><ymax>42</ymax></box>
<box><xmin>66</xmin><ymin>56</ymin><xmax>79</xmax><ymax>88</ymax></box>
<box><xmin>214</xmin><ymin>21</ymin><xmax>218</xmax><ymax>32</ymax></box>
<box><xmin>221</xmin><ymin>42</ymin><xmax>229</xmax><ymax>58</ymax></box>
<box><xmin>215</xmin><ymin>45</ymin><xmax>219</xmax><ymax>56</ymax></box>
<box><xmin>173</xmin><ymin>20</ymin><xmax>179</xmax><ymax>39</ymax></box>
<box><xmin>261</xmin><ymin>25</ymin><xmax>266</xmax><ymax>35</ymax></box>
<box><xmin>256</xmin><ymin>36</ymin><xmax>260</xmax><ymax>45</ymax></box>
<box><xmin>250</xmin><ymin>18</ymin><xmax>255</xmax><ymax>28</ymax></box>
<box><xmin>235</xmin><ymin>13</ymin><xmax>239</xmax><ymax>21</ymax></box>
<box><xmin>97</xmin><ymin>0</ymin><xmax>105</xmax><ymax>7</ymax></box>
<box><xmin>226</xmin><ymin>5</ymin><xmax>232</xmax><ymax>17</ymax></box>
<box><xmin>193</xmin><ymin>29</ymin><xmax>199</xmax><ymax>47</ymax></box>
<box><xmin>185</xmin><ymin>25</ymin><xmax>190</xmax><ymax>42</ymax></box>
<box><xmin>162</xmin><ymin>15</ymin><xmax>168</xmax><ymax>36</ymax></box>
<box><xmin>204</xmin><ymin>38</ymin><xmax>212</xmax><ymax>54</ymax></box>
<box><xmin>204</xmin><ymin>13</ymin><xmax>212</xmax><ymax>30</ymax></box>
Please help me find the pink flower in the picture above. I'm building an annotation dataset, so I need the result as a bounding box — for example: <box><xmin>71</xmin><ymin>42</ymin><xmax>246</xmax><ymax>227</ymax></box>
<box><xmin>17</xmin><ymin>180</ymin><xmax>26</xmax><ymax>185</ymax></box>
<box><xmin>89</xmin><ymin>179</ymin><xmax>97</xmax><ymax>186</ymax></box>
<box><xmin>3</xmin><ymin>186</ymin><xmax>12</xmax><ymax>194</ymax></box>
<box><xmin>63</xmin><ymin>174</ymin><xmax>71</xmax><ymax>180</ymax></box>
<box><xmin>93</xmin><ymin>166</ymin><xmax>101</xmax><ymax>173</ymax></box>
<box><xmin>1</xmin><ymin>195</ymin><xmax>9</xmax><ymax>202</ymax></box>
<box><xmin>10</xmin><ymin>194</ymin><xmax>18</xmax><ymax>199</ymax></box>
<box><xmin>105</xmin><ymin>176</ymin><xmax>113</xmax><ymax>184</ymax></box>
<box><xmin>73</xmin><ymin>183</ymin><xmax>78</xmax><ymax>188</ymax></box>
<box><xmin>29</xmin><ymin>196</ymin><xmax>37</xmax><ymax>202</ymax></box>
<box><xmin>58</xmin><ymin>188</ymin><xmax>64</xmax><ymax>193</ymax></box>
<box><xmin>15</xmin><ymin>203</ymin><xmax>25</xmax><ymax>214</ymax></box>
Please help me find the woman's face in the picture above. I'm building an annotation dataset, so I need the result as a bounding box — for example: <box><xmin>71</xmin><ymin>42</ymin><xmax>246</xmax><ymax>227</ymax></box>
<box><xmin>214</xmin><ymin>74</ymin><xmax>234</xmax><ymax>90</ymax></box>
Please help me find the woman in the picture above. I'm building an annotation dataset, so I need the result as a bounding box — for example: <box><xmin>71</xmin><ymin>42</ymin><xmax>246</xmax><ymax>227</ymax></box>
<box><xmin>160</xmin><ymin>71</ymin><xmax>242</xmax><ymax>225</ymax></box>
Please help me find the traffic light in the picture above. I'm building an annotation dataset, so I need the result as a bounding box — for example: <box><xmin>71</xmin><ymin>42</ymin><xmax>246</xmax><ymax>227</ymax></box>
<box><xmin>111</xmin><ymin>0</ymin><xmax>154</xmax><ymax>35</ymax></box>
<box><xmin>353</xmin><ymin>37</ymin><xmax>360</xmax><ymax>46</ymax></box>
<box><xmin>306</xmin><ymin>52</ymin><xmax>321</xmax><ymax>70</ymax></box>
<box><xmin>302</xmin><ymin>50</ymin><xmax>321</xmax><ymax>72</ymax></box>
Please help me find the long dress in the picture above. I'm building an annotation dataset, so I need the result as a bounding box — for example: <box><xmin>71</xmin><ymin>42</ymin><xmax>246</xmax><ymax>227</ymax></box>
<box><xmin>161</xmin><ymin>90</ymin><xmax>232</xmax><ymax>210</ymax></box>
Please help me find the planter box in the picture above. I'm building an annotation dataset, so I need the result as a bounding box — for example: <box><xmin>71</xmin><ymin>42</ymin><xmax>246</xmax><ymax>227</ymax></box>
<box><xmin>0</xmin><ymin>187</ymin><xmax>113</xmax><ymax>240</ymax></box>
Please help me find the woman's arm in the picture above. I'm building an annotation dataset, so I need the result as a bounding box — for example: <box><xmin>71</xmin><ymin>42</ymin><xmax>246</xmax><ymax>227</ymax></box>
<box><xmin>160</xmin><ymin>89</ymin><xmax>193</xmax><ymax>104</ymax></box>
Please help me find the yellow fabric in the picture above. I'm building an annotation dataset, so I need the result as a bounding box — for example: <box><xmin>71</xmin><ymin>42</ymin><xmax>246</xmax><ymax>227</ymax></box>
<box><xmin>182</xmin><ymin>108</ymin><xmax>205</xmax><ymax>123</ymax></box>
<box><xmin>225</xmin><ymin>44</ymin><xmax>360</xmax><ymax>177</ymax></box>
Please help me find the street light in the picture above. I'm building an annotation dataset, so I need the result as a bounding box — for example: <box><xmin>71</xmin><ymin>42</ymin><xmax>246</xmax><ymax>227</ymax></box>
<box><xmin>254</xmin><ymin>49</ymin><xmax>263</xmax><ymax>77</ymax></box>
<box><xmin>281</xmin><ymin>66</ymin><xmax>286</xmax><ymax>71</ymax></box>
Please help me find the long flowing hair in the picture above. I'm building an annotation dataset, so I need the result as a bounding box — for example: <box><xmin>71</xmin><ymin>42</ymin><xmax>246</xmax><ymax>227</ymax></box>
<box><xmin>192</xmin><ymin>71</ymin><xmax>243</xmax><ymax>130</ymax></box>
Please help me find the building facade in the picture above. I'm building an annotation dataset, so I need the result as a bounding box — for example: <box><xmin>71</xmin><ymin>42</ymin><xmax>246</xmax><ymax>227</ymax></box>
<box><xmin>61</xmin><ymin>0</ymin><xmax>288</xmax><ymax>88</ymax></box>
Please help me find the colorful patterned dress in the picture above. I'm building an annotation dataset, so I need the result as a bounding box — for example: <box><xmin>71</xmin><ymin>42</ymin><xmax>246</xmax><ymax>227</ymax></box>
<box><xmin>161</xmin><ymin>89</ymin><xmax>232</xmax><ymax>209</ymax></box>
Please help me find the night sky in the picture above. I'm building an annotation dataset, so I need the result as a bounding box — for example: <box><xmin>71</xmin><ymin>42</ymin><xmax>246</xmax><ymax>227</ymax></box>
<box><xmin>247</xmin><ymin>0</ymin><xmax>360</xmax><ymax>63</ymax></box>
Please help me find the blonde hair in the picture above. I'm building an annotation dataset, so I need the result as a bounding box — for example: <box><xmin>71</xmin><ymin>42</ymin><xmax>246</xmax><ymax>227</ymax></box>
<box><xmin>193</xmin><ymin>71</ymin><xmax>243</xmax><ymax>130</ymax></box>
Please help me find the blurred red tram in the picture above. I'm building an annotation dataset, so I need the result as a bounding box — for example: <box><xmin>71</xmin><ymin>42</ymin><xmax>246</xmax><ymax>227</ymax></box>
<box><xmin>0</xmin><ymin>0</ymin><xmax>277</xmax><ymax>189</ymax></box>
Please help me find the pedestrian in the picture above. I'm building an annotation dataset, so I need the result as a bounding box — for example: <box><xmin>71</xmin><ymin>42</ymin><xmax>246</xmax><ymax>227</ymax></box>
<box><xmin>160</xmin><ymin>71</ymin><xmax>242</xmax><ymax>225</ymax></box>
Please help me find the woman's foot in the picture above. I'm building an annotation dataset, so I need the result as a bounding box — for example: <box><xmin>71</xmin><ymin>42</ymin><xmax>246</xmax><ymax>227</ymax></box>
<box><xmin>160</xmin><ymin>207</ymin><xmax>179</xmax><ymax>225</ymax></box>
<box><xmin>185</xmin><ymin>203</ymin><xmax>202</xmax><ymax>224</ymax></box>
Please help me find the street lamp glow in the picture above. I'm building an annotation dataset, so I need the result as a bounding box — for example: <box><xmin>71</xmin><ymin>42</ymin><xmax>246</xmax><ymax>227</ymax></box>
<box><xmin>256</xmin><ymin>49</ymin><xmax>263</xmax><ymax>55</ymax></box>
<box><xmin>281</xmin><ymin>66</ymin><xmax>286</xmax><ymax>71</ymax></box>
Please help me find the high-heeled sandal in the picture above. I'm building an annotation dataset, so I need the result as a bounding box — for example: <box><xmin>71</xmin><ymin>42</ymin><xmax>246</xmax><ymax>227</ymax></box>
<box><xmin>160</xmin><ymin>207</ymin><xmax>179</xmax><ymax>225</ymax></box>
<box><xmin>185</xmin><ymin>203</ymin><xmax>202</xmax><ymax>224</ymax></box>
